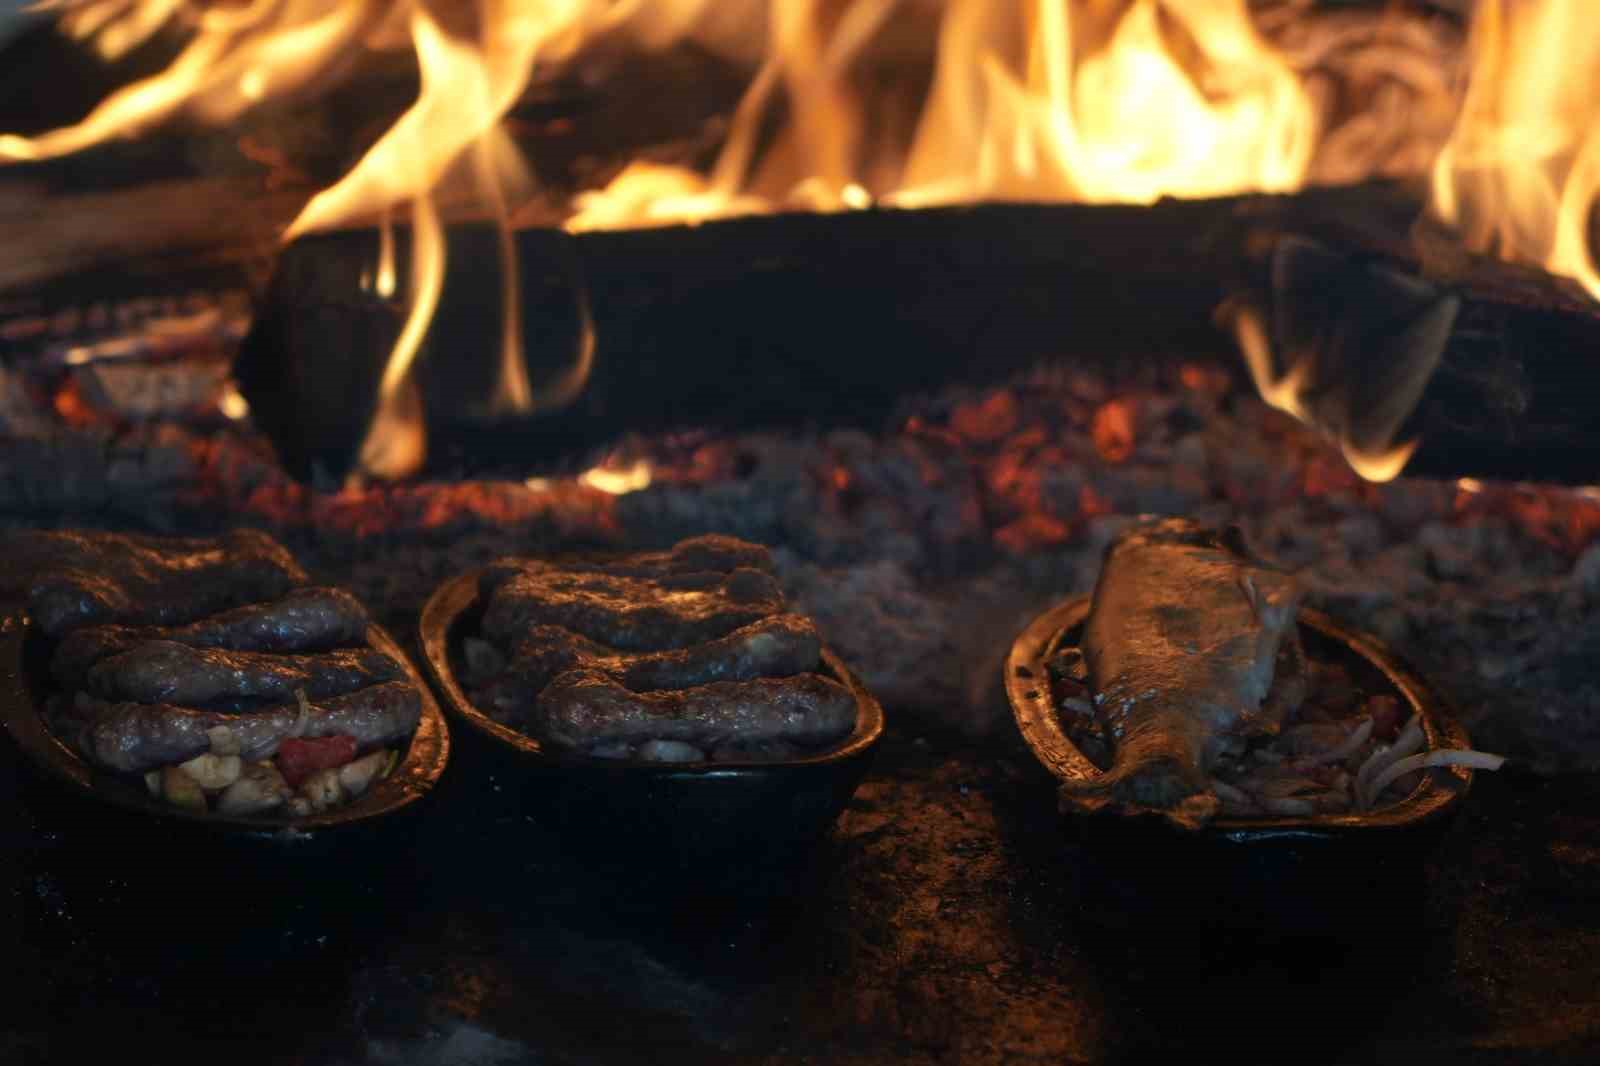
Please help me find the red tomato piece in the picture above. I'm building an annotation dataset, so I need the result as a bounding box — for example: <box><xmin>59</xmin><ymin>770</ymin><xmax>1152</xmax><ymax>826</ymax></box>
<box><xmin>276</xmin><ymin>735</ymin><xmax>359</xmax><ymax>787</ymax></box>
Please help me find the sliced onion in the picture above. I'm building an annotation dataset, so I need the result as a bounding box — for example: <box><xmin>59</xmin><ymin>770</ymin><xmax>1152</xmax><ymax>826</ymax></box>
<box><xmin>1295</xmin><ymin>717</ymin><xmax>1373</xmax><ymax>769</ymax></box>
<box><xmin>292</xmin><ymin>687</ymin><xmax>312</xmax><ymax>738</ymax></box>
<box><xmin>1210</xmin><ymin>778</ymin><xmax>1254</xmax><ymax>807</ymax></box>
<box><xmin>1260</xmin><ymin>796</ymin><xmax>1316</xmax><ymax>817</ymax></box>
<box><xmin>1355</xmin><ymin>714</ymin><xmax>1425</xmax><ymax>809</ymax></box>
<box><xmin>1366</xmin><ymin>750</ymin><xmax>1507</xmax><ymax>807</ymax></box>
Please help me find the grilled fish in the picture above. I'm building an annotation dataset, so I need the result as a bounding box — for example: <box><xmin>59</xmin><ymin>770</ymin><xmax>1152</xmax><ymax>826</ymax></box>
<box><xmin>1060</xmin><ymin>518</ymin><xmax>1302</xmax><ymax>829</ymax></box>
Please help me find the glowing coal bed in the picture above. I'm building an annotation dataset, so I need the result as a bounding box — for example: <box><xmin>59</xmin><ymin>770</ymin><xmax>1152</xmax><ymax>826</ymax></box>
<box><xmin>4</xmin><ymin>339</ymin><xmax>1599</xmax><ymax>775</ymax></box>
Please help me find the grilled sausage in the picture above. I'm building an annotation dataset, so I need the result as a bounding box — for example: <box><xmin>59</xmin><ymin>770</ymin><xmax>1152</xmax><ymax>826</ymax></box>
<box><xmin>85</xmin><ymin>642</ymin><xmax>402</xmax><ymax>706</ymax></box>
<box><xmin>51</xmin><ymin>587</ymin><xmax>370</xmax><ymax>684</ymax></box>
<box><xmin>13</xmin><ymin>529</ymin><xmax>305</xmax><ymax>636</ymax></box>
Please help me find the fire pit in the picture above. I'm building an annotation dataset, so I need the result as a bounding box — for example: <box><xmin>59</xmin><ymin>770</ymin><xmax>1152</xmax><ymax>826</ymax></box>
<box><xmin>3</xmin><ymin>0</ymin><xmax>1600</xmax><ymax>1062</ymax></box>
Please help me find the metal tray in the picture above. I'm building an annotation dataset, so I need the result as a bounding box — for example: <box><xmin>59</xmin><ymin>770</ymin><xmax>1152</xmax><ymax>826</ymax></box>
<box><xmin>0</xmin><ymin>602</ymin><xmax>450</xmax><ymax>847</ymax></box>
<box><xmin>418</xmin><ymin>569</ymin><xmax>884</xmax><ymax>860</ymax></box>
<box><xmin>1006</xmin><ymin>597</ymin><xmax>1479</xmax><ymax>930</ymax></box>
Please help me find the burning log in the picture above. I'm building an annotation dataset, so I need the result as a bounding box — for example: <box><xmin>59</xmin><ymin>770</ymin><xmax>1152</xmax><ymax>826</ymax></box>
<box><xmin>236</xmin><ymin>182</ymin><xmax>1600</xmax><ymax>484</ymax></box>
<box><xmin>1245</xmin><ymin>230</ymin><xmax>1600</xmax><ymax>484</ymax></box>
<box><xmin>233</xmin><ymin>185</ymin><xmax>1364</xmax><ymax>480</ymax></box>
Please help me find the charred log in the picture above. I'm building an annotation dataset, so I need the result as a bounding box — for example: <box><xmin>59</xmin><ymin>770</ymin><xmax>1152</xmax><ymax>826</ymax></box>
<box><xmin>236</xmin><ymin>184</ymin><xmax>1600</xmax><ymax>485</ymax></box>
<box><xmin>235</xmin><ymin>186</ymin><xmax>1373</xmax><ymax>480</ymax></box>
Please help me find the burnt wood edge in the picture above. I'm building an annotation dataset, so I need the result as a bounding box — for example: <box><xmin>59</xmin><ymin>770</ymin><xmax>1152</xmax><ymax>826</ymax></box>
<box><xmin>1006</xmin><ymin>597</ymin><xmax>1474</xmax><ymax>843</ymax></box>
<box><xmin>0</xmin><ymin>604</ymin><xmax>450</xmax><ymax>839</ymax></box>
<box><xmin>238</xmin><ymin>183</ymin><xmax>1600</xmax><ymax>485</ymax></box>
<box><xmin>237</xmin><ymin>187</ymin><xmax>1373</xmax><ymax>482</ymax></box>
<box><xmin>417</xmin><ymin>569</ymin><xmax>885</xmax><ymax>773</ymax></box>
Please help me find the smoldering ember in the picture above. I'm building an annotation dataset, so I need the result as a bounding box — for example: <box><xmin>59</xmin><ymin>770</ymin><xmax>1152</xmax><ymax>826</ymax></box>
<box><xmin>2</xmin><ymin>2</ymin><xmax>1600</xmax><ymax>1064</ymax></box>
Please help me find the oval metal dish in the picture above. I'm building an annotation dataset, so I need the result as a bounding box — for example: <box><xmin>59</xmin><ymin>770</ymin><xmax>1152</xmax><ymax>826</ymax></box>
<box><xmin>1007</xmin><ymin>597</ymin><xmax>1480</xmax><ymax>931</ymax></box>
<box><xmin>419</xmin><ymin>569</ymin><xmax>884</xmax><ymax>857</ymax></box>
<box><xmin>1008</xmin><ymin>597</ymin><xmax>1474</xmax><ymax>844</ymax></box>
<box><xmin>0</xmin><ymin>602</ymin><xmax>450</xmax><ymax>842</ymax></box>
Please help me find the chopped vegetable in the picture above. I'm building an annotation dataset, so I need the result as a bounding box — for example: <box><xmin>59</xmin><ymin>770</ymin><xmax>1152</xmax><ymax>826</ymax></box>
<box><xmin>216</xmin><ymin>762</ymin><xmax>291</xmax><ymax>815</ymax></box>
<box><xmin>178</xmin><ymin>752</ymin><xmax>242</xmax><ymax>791</ymax></box>
<box><xmin>1362</xmin><ymin>749</ymin><xmax>1507</xmax><ymax>810</ymax></box>
<box><xmin>1209</xmin><ymin>777</ymin><xmax>1255</xmax><ymax>812</ymax></box>
<box><xmin>275</xmin><ymin>734</ymin><xmax>359</xmax><ymax>787</ymax></box>
<box><xmin>1056</xmin><ymin>640</ymin><xmax>1507</xmax><ymax>820</ymax></box>
<box><xmin>296</xmin><ymin>767</ymin><xmax>345</xmax><ymax>813</ymax></box>
<box><xmin>336</xmin><ymin>750</ymin><xmax>392</xmax><ymax>798</ymax></box>
<box><xmin>1355</xmin><ymin>715</ymin><xmax>1426</xmax><ymax>806</ymax></box>
<box><xmin>1294</xmin><ymin>717</ymin><xmax>1373</xmax><ymax>769</ymax></box>
<box><xmin>161</xmin><ymin>766</ymin><xmax>207</xmax><ymax>811</ymax></box>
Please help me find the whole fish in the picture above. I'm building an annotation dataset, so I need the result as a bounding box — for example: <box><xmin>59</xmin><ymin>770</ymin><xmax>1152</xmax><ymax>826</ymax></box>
<box><xmin>1061</xmin><ymin>519</ymin><xmax>1302</xmax><ymax>828</ymax></box>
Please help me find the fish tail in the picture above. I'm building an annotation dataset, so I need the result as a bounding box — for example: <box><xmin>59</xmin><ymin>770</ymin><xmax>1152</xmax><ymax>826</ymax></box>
<box><xmin>1058</xmin><ymin>747</ymin><xmax>1219</xmax><ymax>830</ymax></box>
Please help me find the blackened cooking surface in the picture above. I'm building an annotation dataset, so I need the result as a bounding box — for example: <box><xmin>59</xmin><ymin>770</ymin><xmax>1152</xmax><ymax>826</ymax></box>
<box><xmin>3</xmin><ymin>713</ymin><xmax>1597</xmax><ymax>1064</ymax></box>
<box><xmin>1009</xmin><ymin>597</ymin><xmax>1474</xmax><ymax>840</ymax></box>
<box><xmin>0</xmin><ymin>605</ymin><xmax>449</xmax><ymax>836</ymax></box>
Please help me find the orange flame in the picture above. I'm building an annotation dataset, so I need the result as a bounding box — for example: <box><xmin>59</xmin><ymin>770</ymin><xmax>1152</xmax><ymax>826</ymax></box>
<box><xmin>1429</xmin><ymin>0</ymin><xmax>1600</xmax><ymax>302</ymax></box>
<box><xmin>574</xmin><ymin>0</ymin><xmax>1317</xmax><ymax>225</ymax></box>
<box><xmin>896</xmin><ymin>0</ymin><xmax>1316</xmax><ymax>207</ymax></box>
<box><xmin>2</xmin><ymin>2</ymin><xmax>373</xmax><ymax>162</ymax></box>
<box><xmin>1228</xmin><ymin>300</ymin><xmax>1420</xmax><ymax>480</ymax></box>
<box><xmin>4</xmin><ymin>1</ymin><xmax>1594</xmax><ymax>485</ymax></box>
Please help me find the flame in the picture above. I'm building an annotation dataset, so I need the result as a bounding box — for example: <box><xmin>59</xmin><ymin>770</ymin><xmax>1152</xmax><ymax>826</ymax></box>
<box><xmin>374</xmin><ymin>208</ymin><xmax>397</xmax><ymax>300</ymax></box>
<box><xmin>357</xmin><ymin>191</ymin><xmax>441</xmax><ymax>482</ymax></box>
<box><xmin>218</xmin><ymin>381</ymin><xmax>252</xmax><ymax>421</ymax></box>
<box><xmin>2</xmin><ymin>2</ymin><xmax>374</xmax><ymax>162</ymax></box>
<box><xmin>8</xmin><ymin>0</ymin><xmax>1593</xmax><ymax>484</ymax></box>
<box><xmin>1429</xmin><ymin>0</ymin><xmax>1600</xmax><ymax>301</ymax></box>
<box><xmin>578</xmin><ymin>458</ymin><xmax>653</xmax><ymax>495</ymax></box>
<box><xmin>1229</xmin><ymin>305</ymin><xmax>1416</xmax><ymax>484</ymax></box>
<box><xmin>894</xmin><ymin>0</ymin><xmax>1316</xmax><ymax>208</ymax></box>
<box><xmin>576</xmin><ymin>0</ymin><xmax>1318</xmax><ymax>225</ymax></box>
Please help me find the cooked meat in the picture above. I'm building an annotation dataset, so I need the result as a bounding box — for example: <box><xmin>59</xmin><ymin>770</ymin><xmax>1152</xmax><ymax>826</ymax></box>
<box><xmin>12</xmin><ymin>529</ymin><xmax>306</xmax><ymax>636</ymax></box>
<box><xmin>480</xmin><ymin>534</ymin><xmax>775</xmax><ymax>596</ymax></box>
<box><xmin>84</xmin><ymin>642</ymin><xmax>403</xmax><ymax>706</ymax></box>
<box><xmin>1059</xmin><ymin>518</ymin><xmax>1302</xmax><ymax>829</ymax></box>
<box><xmin>478</xmin><ymin>613</ymin><xmax>823</xmax><ymax>715</ymax></box>
<box><xmin>51</xmin><ymin>587</ymin><xmax>370</xmax><ymax>684</ymax></box>
<box><xmin>534</xmin><ymin>669</ymin><xmax>856</xmax><ymax>750</ymax></box>
<box><xmin>65</xmin><ymin>682</ymin><xmax>422</xmax><ymax>773</ymax></box>
<box><xmin>482</xmin><ymin>566</ymin><xmax>784</xmax><ymax>652</ymax></box>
